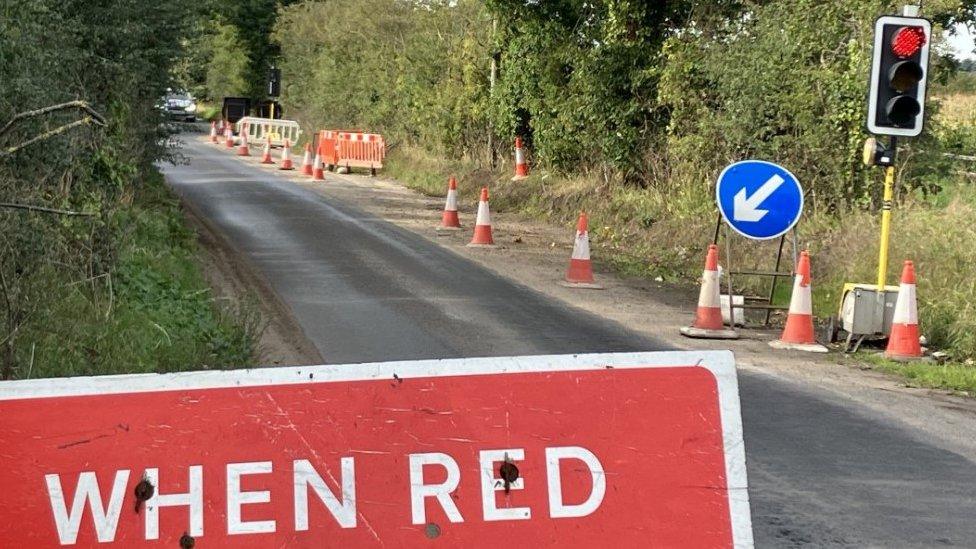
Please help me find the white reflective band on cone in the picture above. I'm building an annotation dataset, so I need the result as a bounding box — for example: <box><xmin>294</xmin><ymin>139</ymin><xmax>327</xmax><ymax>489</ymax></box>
<box><xmin>475</xmin><ymin>200</ymin><xmax>491</xmax><ymax>226</ymax></box>
<box><xmin>787</xmin><ymin>275</ymin><xmax>812</xmax><ymax>315</ymax></box>
<box><xmin>892</xmin><ymin>283</ymin><xmax>918</xmax><ymax>324</ymax></box>
<box><xmin>698</xmin><ymin>270</ymin><xmax>720</xmax><ymax>308</ymax></box>
<box><xmin>445</xmin><ymin>190</ymin><xmax>458</xmax><ymax>211</ymax></box>
<box><xmin>571</xmin><ymin>232</ymin><xmax>590</xmax><ymax>260</ymax></box>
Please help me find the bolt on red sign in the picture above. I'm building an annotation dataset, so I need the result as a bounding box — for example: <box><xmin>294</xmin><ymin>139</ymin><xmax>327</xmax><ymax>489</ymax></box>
<box><xmin>0</xmin><ymin>352</ymin><xmax>752</xmax><ymax>547</ymax></box>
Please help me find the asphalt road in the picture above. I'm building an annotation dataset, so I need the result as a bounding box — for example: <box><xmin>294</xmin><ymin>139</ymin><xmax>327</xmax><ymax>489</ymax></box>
<box><xmin>163</xmin><ymin>137</ymin><xmax>976</xmax><ymax>547</ymax></box>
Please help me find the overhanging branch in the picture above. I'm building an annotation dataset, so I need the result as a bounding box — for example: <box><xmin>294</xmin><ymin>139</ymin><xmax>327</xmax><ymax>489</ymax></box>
<box><xmin>0</xmin><ymin>203</ymin><xmax>95</xmax><ymax>216</ymax></box>
<box><xmin>1</xmin><ymin>118</ymin><xmax>93</xmax><ymax>158</ymax></box>
<box><xmin>0</xmin><ymin>100</ymin><xmax>106</xmax><ymax>138</ymax></box>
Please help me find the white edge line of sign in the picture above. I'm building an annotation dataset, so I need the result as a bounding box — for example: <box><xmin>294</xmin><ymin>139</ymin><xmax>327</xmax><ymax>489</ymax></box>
<box><xmin>715</xmin><ymin>159</ymin><xmax>804</xmax><ymax>242</ymax></box>
<box><xmin>0</xmin><ymin>350</ymin><xmax>754</xmax><ymax>548</ymax></box>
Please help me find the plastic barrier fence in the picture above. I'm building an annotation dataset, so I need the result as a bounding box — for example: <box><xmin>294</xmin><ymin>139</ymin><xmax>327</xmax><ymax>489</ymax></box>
<box><xmin>236</xmin><ymin>117</ymin><xmax>302</xmax><ymax>147</ymax></box>
<box><xmin>319</xmin><ymin>130</ymin><xmax>385</xmax><ymax>174</ymax></box>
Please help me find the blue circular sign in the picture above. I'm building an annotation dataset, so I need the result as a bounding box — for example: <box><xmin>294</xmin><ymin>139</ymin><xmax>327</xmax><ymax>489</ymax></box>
<box><xmin>716</xmin><ymin>160</ymin><xmax>803</xmax><ymax>240</ymax></box>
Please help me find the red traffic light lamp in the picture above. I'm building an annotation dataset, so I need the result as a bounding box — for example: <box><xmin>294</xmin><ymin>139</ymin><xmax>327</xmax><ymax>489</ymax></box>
<box><xmin>891</xmin><ymin>26</ymin><xmax>926</xmax><ymax>58</ymax></box>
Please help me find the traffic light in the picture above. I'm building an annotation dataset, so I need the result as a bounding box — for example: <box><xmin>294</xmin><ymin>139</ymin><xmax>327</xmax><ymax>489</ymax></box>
<box><xmin>267</xmin><ymin>67</ymin><xmax>281</xmax><ymax>98</ymax></box>
<box><xmin>867</xmin><ymin>15</ymin><xmax>931</xmax><ymax>137</ymax></box>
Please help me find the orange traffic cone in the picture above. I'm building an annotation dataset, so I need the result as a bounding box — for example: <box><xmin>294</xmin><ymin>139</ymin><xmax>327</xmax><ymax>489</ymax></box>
<box><xmin>512</xmin><ymin>137</ymin><xmax>529</xmax><ymax>181</ymax></box>
<box><xmin>260</xmin><ymin>136</ymin><xmax>274</xmax><ymax>164</ymax></box>
<box><xmin>560</xmin><ymin>212</ymin><xmax>603</xmax><ymax>289</ymax></box>
<box><xmin>279</xmin><ymin>139</ymin><xmax>294</xmax><ymax>170</ymax></box>
<box><xmin>209</xmin><ymin>121</ymin><xmax>218</xmax><ymax>143</ymax></box>
<box><xmin>312</xmin><ymin>143</ymin><xmax>325</xmax><ymax>180</ymax></box>
<box><xmin>886</xmin><ymin>260</ymin><xmax>923</xmax><ymax>360</ymax></box>
<box><xmin>467</xmin><ymin>187</ymin><xmax>495</xmax><ymax>247</ymax></box>
<box><xmin>680</xmin><ymin>244</ymin><xmax>738</xmax><ymax>339</ymax></box>
<box><xmin>769</xmin><ymin>251</ymin><xmax>827</xmax><ymax>352</ymax></box>
<box><xmin>438</xmin><ymin>176</ymin><xmax>462</xmax><ymax>230</ymax></box>
<box><xmin>224</xmin><ymin>126</ymin><xmax>234</xmax><ymax>148</ymax></box>
<box><xmin>300</xmin><ymin>143</ymin><xmax>313</xmax><ymax>176</ymax></box>
<box><xmin>236</xmin><ymin>124</ymin><xmax>250</xmax><ymax>156</ymax></box>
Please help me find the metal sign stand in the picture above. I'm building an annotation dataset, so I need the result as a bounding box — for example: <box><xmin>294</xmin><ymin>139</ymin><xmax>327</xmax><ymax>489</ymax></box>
<box><xmin>713</xmin><ymin>214</ymin><xmax>797</xmax><ymax>328</ymax></box>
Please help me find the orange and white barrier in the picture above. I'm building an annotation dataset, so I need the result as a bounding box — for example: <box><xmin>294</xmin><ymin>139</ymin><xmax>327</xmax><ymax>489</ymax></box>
<box><xmin>769</xmin><ymin>251</ymin><xmax>827</xmax><ymax>352</ymax></box>
<box><xmin>209</xmin><ymin>121</ymin><xmax>218</xmax><ymax>143</ymax></box>
<box><xmin>312</xmin><ymin>143</ymin><xmax>325</xmax><ymax>180</ymax></box>
<box><xmin>467</xmin><ymin>187</ymin><xmax>495</xmax><ymax>247</ymax></box>
<box><xmin>439</xmin><ymin>176</ymin><xmax>462</xmax><ymax>230</ymax></box>
<box><xmin>224</xmin><ymin>126</ymin><xmax>234</xmax><ymax>149</ymax></box>
<box><xmin>319</xmin><ymin>130</ymin><xmax>385</xmax><ymax>175</ymax></box>
<box><xmin>279</xmin><ymin>139</ymin><xmax>294</xmax><ymax>170</ymax></box>
<box><xmin>300</xmin><ymin>143</ymin><xmax>313</xmax><ymax>175</ymax></box>
<box><xmin>512</xmin><ymin>137</ymin><xmax>529</xmax><ymax>181</ymax></box>
<box><xmin>680</xmin><ymin>245</ymin><xmax>738</xmax><ymax>339</ymax></box>
<box><xmin>561</xmin><ymin>212</ymin><xmax>602</xmax><ymax>289</ymax></box>
<box><xmin>236</xmin><ymin>124</ymin><xmax>250</xmax><ymax>156</ymax></box>
<box><xmin>886</xmin><ymin>260</ymin><xmax>923</xmax><ymax>360</ymax></box>
<box><xmin>260</xmin><ymin>136</ymin><xmax>274</xmax><ymax>165</ymax></box>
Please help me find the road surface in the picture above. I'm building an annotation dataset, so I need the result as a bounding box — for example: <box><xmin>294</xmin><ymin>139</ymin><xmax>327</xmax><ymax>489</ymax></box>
<box><xmin>163</xmin><ymin>136</ymin><xmax>976</xmax><ymax>547</ymax></box>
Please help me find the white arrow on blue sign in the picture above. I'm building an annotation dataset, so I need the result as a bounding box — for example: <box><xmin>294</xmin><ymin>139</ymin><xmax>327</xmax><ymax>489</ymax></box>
<box><xmin>716</xmin><ymin>160</ymin><xmax>804</xmax><ymax>240</ymax></box>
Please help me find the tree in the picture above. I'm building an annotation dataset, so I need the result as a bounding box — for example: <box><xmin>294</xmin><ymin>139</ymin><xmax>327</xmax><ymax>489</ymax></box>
<box><xmin>206</xmin><ymin>22</ymin><xmax>252</xmax><ymax>100</ymax></box>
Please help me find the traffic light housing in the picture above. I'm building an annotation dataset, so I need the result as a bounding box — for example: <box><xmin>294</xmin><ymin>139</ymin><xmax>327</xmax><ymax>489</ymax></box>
<box><xmin>267</xmin><ymin>67</ymin><xmax>281</xmax><ymax>98</ymax></box>
<box><xmin>867</xmin><ymin>15</ymin><xmax>931</xmax><ymax>137</ymax></box>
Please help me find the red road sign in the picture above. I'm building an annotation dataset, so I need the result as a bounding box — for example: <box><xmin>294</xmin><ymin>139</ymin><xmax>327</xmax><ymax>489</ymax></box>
<box><xmin>0</xmin><ymin>352</ymin><xmax>752</xmax><ymax>547</ymax></box>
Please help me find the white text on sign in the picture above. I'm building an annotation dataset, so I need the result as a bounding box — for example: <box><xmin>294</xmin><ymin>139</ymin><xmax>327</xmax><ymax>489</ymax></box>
<box><xmin>44</xmin><ymin>446</ymin><xmax>605</xmax><ymax>544</ymax></box>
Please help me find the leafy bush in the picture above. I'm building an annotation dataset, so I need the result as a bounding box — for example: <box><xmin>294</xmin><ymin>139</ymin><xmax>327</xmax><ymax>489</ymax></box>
<box><xmin>22</xmin><ymin>173</ymin><xmax>258</xmax><ymax>378</ymax></box>
<box><xmin>274</xmin><ymin>0</ymin><xmax>492</xmax><ymax>156</ymax></box>
<box><xmin>1</xmin><ymin>0</ymin><xmax>256</xmax><ymax>378</ymax></box>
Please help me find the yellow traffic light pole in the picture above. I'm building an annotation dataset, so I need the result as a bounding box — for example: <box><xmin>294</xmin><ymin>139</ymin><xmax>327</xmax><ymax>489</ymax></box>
<box><xmin>876</xmin><ymin>165</ymin><xmax>895</xmax><ymax>290</ymax></box>
<box><xmin>831</xmin><ymin>137</ymin><xmax>899</xmax><ymax>350</ymax></box>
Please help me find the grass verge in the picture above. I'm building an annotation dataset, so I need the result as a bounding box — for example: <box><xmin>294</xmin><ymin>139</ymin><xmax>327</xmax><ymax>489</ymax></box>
<box><xmin>16</xmin><ymin>169</ymin><xmax>259</xmax><ymax>379</ymax></box>
<box><xmin>858</xmin><ymin>354</ymin><xmax>976</xmax><ymax>395</ymax></box>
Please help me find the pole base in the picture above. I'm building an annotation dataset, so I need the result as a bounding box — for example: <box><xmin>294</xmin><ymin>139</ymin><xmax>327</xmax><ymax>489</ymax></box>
<box><xmin>769</xmin><ymin>340</ymin><xmax>828</xmax><ymax>353</ymax></box>
<box><xmin>680</xmin><ymin>326</ymin><xmax>739</xmax><ymax>339</ymax></box>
